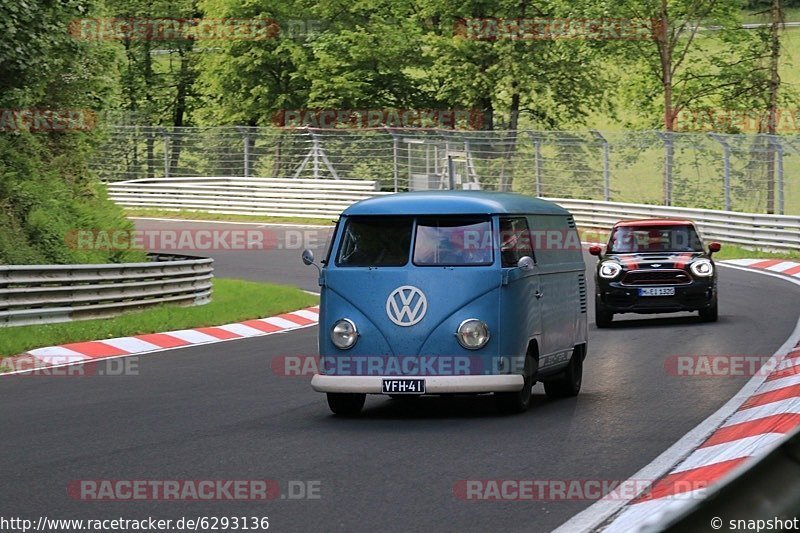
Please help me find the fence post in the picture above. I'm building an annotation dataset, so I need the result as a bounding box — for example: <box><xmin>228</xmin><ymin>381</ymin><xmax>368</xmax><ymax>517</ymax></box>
<box><xmin>708</xmin><ymin>133</ymin><xmax>731</xmax><ymax>211</ymax></box>
<box><xmin>656</xmin><ymin>132</ymin><xmax>674</xmax><ymax>206</ymax></box>
<box><xmin>447</xmin><ymin>155</ymin><xmax>456</xmax><ymax>190</ymax></box>
<box><xmin>591</xmin><ymin>130</ymin><xmax>611</xmax><ymax>201</ymax></box>
<box><xmin>311</xmin><ymin>132</ymin><xmax>321</xmax><ymax>179</ymax></box>
<box><xmin>768</xmin><ymin>136</ymin><xmax>785</xmax><ymax>215</ymax></box>
<box><xmin>383</xmin><ymin>126</ymin><xmax>400</xmax><ymax>192</ymax></box>
<box><xmin>534</xmin><ymin>139</ymin><xmax>542</xmax><ymax>197</ymax></box>
<box><xmin>237</xmin><ymin>126</ymin><xmax>251</xmax><ymax>177</ymax></box>
<box><xmin>158</xmin><ymin>127</ymin><xmax>170</xmax><ymax>178</ymax></box>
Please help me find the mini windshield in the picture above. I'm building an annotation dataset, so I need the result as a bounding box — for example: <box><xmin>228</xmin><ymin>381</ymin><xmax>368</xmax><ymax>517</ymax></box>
<box><xmin>608</xmin><ymin>224</ymin><xmax>703</xmax><ymax>253</ymax></box>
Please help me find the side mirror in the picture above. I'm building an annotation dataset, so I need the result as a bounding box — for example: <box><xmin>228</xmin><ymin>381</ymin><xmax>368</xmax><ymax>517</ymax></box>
<box><xmin>517</xmin><ymin>256</ymin><xmax>535</xmax><ymax>272</ymax></box>
<box><xmin>301</xmin><ymin>248</ymin><xmax>315</xmax><ymax>266</ymax></box>
<box><xmin>708</xmin><ymin>242</ymin><xmax>721</xmax><ymax>255</ymax></box>
<box><xmin>588</xmin><ymin>245</ymin><xmax>602</xmax><ymax>256</ymax></box>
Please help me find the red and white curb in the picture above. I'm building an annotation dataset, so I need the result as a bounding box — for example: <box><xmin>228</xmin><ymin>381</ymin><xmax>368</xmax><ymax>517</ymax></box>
<box><xmin>601</xmin><ymin>339</ymin><xmax>800</xmax><ymax>532</ymax></box>
<box><xmin>0</xmin><ymin>306</ymin><xmax>319</xmax><ymax>375</ymax></box>
<box><xmin>555</xmin><ymin>258</ymin><xmax>800</xmax><ymax>533</ymax></box>
<box><xmin>722</xmin><ymin>258</ymin><xmax>800</xmax><ymax>278</ymax></box>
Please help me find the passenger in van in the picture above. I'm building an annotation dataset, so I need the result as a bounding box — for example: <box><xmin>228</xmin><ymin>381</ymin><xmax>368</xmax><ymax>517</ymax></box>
<box><xmin>414</xmin><ymin>218</ymin><xmax>492</xmax><ymax>265</ymax></box>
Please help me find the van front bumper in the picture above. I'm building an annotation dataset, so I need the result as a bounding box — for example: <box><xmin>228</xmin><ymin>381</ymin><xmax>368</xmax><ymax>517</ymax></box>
<box><xmin>310</xmin><ymin>374</ymin><xmax>525</xmax><ymax>394</ymax></box>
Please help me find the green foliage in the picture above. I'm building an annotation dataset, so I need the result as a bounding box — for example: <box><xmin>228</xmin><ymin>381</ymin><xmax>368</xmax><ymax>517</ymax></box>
<box><xmin>0</xmin><ymin>0</ymin><xmax>143</xmax><ymax>265</ymax></box>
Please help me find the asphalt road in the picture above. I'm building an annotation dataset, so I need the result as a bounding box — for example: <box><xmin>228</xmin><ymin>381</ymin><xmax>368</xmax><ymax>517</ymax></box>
<box><xmin>1</xmin><ymin>219</ymin><xmax>798</xmax><ymax>532</ymax></box>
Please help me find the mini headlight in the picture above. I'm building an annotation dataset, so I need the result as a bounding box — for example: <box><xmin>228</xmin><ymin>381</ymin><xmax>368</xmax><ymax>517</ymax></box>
<box><xmin>690</xmin><ymin>260</ymin><xmax>714</xmax><ymax>277</ymax></box>
<box><xmin>456</xmin><ymin>319</ymin><xmax>490</xmax><ymax>350</ymax></box>
<box><xmin>331</xmin><ymin>319</ymin><xmax>358</xmax><ymax>349</ymax></box>
<box><xmin>599</xmin><ymin>261</ymin><xmax>622</xmax><ymax>279</ymax></box>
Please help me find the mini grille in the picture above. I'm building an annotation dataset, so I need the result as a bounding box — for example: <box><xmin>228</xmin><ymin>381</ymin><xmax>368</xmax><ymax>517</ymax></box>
<box><xmin>621</xmin><ymin>269</ymin><xmax>691</xmax><ymax>285</ymax></box>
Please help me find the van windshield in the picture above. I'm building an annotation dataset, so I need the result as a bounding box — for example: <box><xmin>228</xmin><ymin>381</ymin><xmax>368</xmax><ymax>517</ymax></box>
<box><xmin>336</xmin><ymin>216</ymin><xmax>413</xmax><ymax>267</ymax></box>
<box><xmin>335</xmin><ymin>216</ymin><xmax>493</xmax><ymax>267</ymax></box>
<box><xmin>413</xmin><ymin>217</ymin><xmax>493</xmax><ymax>266</ymax></box>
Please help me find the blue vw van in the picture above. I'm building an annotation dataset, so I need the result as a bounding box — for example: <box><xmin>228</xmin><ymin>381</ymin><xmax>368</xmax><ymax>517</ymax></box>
<box><xmin>303</xmin><ymin>191</ymin><xmax>588</xmax><ymax>415</ymax></box>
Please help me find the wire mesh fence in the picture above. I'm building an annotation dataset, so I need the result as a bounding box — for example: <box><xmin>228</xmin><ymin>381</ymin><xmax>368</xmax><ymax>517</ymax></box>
<box><xmin>91</xmin><ymin>126</ymin><xmax>800</xmax><ymax>215</ymax></box>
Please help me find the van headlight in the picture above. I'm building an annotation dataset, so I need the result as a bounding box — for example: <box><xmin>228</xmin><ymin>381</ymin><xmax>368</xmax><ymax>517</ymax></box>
<box><xmin>690</xmin><ymin>260</ymin><xmax>714</xmax><ymax>277</ymax></box>
<box><xmin>456</xmin><ymin>319</ymin><xmax>490</xmax><ymax>350</ymax></box>
<box><xmin>599</xmin><ymin>261</ymin><xmax>622</xmax><ymax>279</ymax></box>
<box><xmin>331</xmin><ymin>319</ymin><xmax>358</xmax><ymax>349</ymax></box>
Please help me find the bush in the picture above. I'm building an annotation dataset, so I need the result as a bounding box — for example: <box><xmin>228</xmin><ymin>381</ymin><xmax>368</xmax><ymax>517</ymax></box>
<box><xmin>0</xmin><ymin>132</ymin><xmax>145</xmax><ymax>265</ymax></box>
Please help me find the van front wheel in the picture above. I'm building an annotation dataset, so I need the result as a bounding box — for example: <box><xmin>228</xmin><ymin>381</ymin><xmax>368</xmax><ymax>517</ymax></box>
<box><xmin>326</xmin><ymin>393</ymin><xmax>366</xmax><ymax>416</ymax></box>
<box><xmin>496</xmin><ymin>353</ymin><xmax>536</xmax><ymax>414</ymax></box>
<box><xmin>544</xmin><ymin>345</ymin><xmax>584</xmax><ymax>399</ymax></box>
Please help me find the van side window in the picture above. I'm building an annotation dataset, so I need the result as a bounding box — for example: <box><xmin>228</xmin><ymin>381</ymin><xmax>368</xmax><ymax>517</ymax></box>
<box><xmin>499</xmin><ymin>217</ymin><xmax>534</xmax><ymax>268</ymax></box>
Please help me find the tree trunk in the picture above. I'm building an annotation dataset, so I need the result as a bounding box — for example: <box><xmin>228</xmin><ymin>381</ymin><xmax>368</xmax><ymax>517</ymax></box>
<box><xmin>765</xmin><ymin>0</ymin><xmax>782</xmax><ymax>214</ymax></box>
<box><xmin>658</xmin><ymin>0</ymin><xmax>674</xmax><ymax>205</ymax></box>
<box><xmin>169</xmin><ymin>47</ymin><xmax>191</xmax><ymax>176</ymax></box>
<box><xmin>500</xmin><ymin>89</ymin><xmax>520</xmax><ymax>192</ymax></box>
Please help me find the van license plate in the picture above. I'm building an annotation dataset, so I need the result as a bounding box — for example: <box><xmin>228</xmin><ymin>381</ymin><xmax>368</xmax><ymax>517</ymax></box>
<box><xmin>639</xmin><ymin>287</ymin><xmax>676</xmax><ymax>297</ymax></box>
<box><xmin>382</xmin><ymin>379</ymin><xmax>425</xmax><ymax>395</ymax></box>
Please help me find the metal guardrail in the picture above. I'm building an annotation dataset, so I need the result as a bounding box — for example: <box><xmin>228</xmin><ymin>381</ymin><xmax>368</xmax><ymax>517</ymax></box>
<box><xmin>661</xmin><ymin>426</ymin><xmax>800</xmax><ymax>532</ymax></box>
<box><xmin>108</xmin><ymin>177</ymin><xmax>388</xmax><ymax>219</ymax></box>
<box><xmin>0</xmin><ymin>253</ymin><xmax>213</xmax><ymax>327</ymax></box>
<box><xmin>547</xmin><ymin>198</ymin><xmax>800</xmax><ymax>251</ymax></box>
<box><xmin>105</xmin><ymin>174</ymin><xmax>800</xmax><ymax>250</ymax></box>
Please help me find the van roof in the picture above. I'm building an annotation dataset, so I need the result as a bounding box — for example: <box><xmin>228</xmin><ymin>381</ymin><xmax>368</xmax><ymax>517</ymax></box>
<box><xmin>343</xmin><ymin>191</ymin><xmax>570</xmax><ymax>216</ymax></box>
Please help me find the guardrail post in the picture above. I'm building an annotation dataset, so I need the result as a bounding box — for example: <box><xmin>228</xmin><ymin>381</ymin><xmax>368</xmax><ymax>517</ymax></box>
<box><xmin>708</xmin><ymin>133</ymin><xmax>731</xmax><ymax>211</ymax></box>
<box><xmin>591</xmin><ymin>130</ymin><xmax>611</xmax><ymax>201</ymax></box>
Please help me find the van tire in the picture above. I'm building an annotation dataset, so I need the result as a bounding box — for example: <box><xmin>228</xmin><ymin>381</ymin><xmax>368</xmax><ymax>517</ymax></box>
<box><xmin>495</xmin><ymin>351</ymin><xmax>536</xmax><ymax>414</ymax></box>
<box><xmin>544</xmin><ymin>345</ymin><xmax>584</xmax><ymax>399</ymax></box>
<box><xmin>699</xmin><ymin>300</ymin><xmax>718</xmax><ymax>322</ymax></box>
<box><xmin>327</xmin><ymin>393</ymin><xmax>366</xmax><ymax>416</ymax></box>
<box><xmin>595</xmin><ymin>301</ymin><xmax>613</xmax><ymax>328</ymax></box>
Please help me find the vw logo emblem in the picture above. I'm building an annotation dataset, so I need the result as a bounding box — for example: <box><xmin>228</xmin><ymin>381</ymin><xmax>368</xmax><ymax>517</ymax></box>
<box><xmin>386</xmin><ymin>286</ymin><xmax>428</xmax><ymax>326</ymax></box>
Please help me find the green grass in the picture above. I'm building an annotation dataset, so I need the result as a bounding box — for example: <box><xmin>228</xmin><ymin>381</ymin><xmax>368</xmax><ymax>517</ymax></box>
<box><xmin>124</xmin><ymin>208</ymin><xmax>336</xmax><ymax>226</ymax></box>
<box><xmin>0</xmin><ymin>278</ymin><xmax>318</xmax><ymax>358</ymax></box>
<box><xmin>713</xmin><ymin>243</ymin><xmax>800</xmax><ymax>261</ymax></box>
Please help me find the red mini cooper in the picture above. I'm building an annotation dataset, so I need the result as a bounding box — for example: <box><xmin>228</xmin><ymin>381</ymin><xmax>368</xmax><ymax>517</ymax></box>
<box><xmin>589</xmin><ymin>219</ymin><xmax>721</xmax><ymax>327</ymax></box>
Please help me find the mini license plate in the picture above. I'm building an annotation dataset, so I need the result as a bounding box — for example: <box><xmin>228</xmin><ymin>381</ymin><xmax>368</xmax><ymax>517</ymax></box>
<box><xmin>381</xmin><ymin>378</ymin><xmax>425</xmax><ymax>395</ymax></box>
<box><xmin>639</xmin><ymin>287</ymin><xmax>676</xmax><ymax>297</ymax></box>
